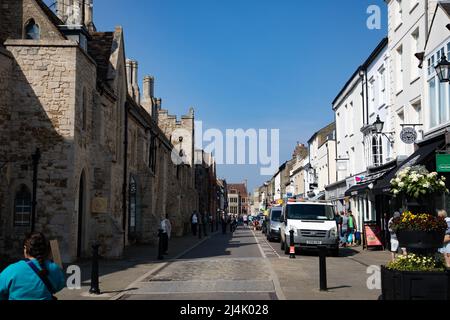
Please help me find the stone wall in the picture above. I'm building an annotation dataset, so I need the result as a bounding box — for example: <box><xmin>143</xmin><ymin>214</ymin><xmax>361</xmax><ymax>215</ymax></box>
<box><xmin>0</xmin><ymin>47</ymin><xmax>13</xmax><ymax>254</ymax></box>
<box><xmin>0</xmin><ymin>0</ymin><xmax>64</xmax><ymax>43</ymax></box>
<box><xmin>2</xmin><ymin>40</ymin><xmax>78</xmax><ymax>261</ymax></box>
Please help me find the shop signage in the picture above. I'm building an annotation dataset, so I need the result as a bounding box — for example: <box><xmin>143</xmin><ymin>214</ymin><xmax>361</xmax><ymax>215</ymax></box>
<box><xmin>400</xmin><ymin>127</ymin><xmax>418</xmax><ymax>144</ymax></box>
<box><xmin>436</xmin><ymin>154</ymin><xmax>450</xmax><ymax>173</ymax></box>
<box><xmin>364</xmin><ymin>224</ymin><xmax>383</xmax><ymax>248</ymax></box>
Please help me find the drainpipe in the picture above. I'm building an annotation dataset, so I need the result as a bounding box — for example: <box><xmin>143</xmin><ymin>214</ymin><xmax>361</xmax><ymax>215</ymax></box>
<box><xmin>122</xmin><ymin>102</ymin><xmax>129</xmax><ymax>247</ymax></box>
<box><xmin>31</xmin><ymin>148</ymin><xmax>41</xmax><ymax>232</ymax></box>
<box><xmin>365</xmin><ymin>68</ymin><xmax>369</xmax><ymax>125</ymax></box>
<box><xmin>360</xmin><ymin>67</ymin><xmax>366</xmax><ymax>126</ymax></box>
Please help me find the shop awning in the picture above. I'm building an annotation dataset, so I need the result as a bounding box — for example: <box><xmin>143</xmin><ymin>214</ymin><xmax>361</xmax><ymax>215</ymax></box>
<box><xmin>373</xmin><ymin>139</ymin><xmax>445</xmax><ymax>195</ymax></box>
<box><xmin>344</xmin><ymin>165</ymin><xmax>396</xmax><ymax>197</ymax></box>
<box><xmin>345</xmin><ymin>182</ymin><xmax>372</xmax><ymax>197</ymax></box>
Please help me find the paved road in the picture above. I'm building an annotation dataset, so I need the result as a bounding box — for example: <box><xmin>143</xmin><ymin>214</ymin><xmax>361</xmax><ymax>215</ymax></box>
<box><xmin>120</xmin><ymin>226</ymin><xmax>283</xmax><ymax>300</ymax></box>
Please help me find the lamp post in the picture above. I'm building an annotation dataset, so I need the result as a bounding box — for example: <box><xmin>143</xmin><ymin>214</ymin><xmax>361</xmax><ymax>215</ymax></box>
<box><xmin>435</xmin><ymin>54</ymin><xmax>450</xmax><ymax>83</ymax></box>
<box><xmin>372</xmin><ymin>116</ymin><xmax>394</xmax><ymax>144</ymax></box>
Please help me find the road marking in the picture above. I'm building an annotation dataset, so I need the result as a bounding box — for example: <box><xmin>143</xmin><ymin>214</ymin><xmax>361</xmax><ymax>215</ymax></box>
<box><xmin>250</xmin><ymin>228</ymin><xmax>286</xmax><ymax>300</ymax></box>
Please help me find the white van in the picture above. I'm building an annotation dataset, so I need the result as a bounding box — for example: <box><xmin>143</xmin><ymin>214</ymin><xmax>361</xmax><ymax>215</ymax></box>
<box><xmin>280</xmin><ymin>200</ymin><xmax>339</xmax><ymax>256</ymax></box>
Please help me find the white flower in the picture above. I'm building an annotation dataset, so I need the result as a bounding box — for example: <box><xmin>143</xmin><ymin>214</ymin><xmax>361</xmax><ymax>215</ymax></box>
<box><xmin>395</xmin><ymin>178</ymin><xmax>401</xmax><ymax>183</ymax></box>
<box><xmin>440</xmin><ymin>181</ymin><xmax>446</xmax><ymax>187</ymax></box>
<box><xmin>398</xmin><ymin>182</ymin><xmax>405</xmax><ymax>188</ymax></box>
<box><xmin>423</xmin><ymin>182</ymin><xmax>430</xmax><ymax>189</ymax></box>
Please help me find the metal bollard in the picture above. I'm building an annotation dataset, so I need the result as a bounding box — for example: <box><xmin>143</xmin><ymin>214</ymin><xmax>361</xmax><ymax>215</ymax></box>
<box><xmin>289</xmin><ymin>230</ymin><xmax>296</xmax><ymax>259</ymax></box>
<box><xmin>198</xmin><ymin>223</ymin><xmax>202</xmax><ymax>239</ymax></box>
<box><xmin>89</xmin><ymin>243</ymin><xmax>101</xmax><ymax>295</ymax></box>
<box><xmin>157</xmin><ymin>229</ymin><xmax>164</xmax><ymax>260</ymax></box>
<box><xmin>318</xmin><ymin>245</ymin><xmax>328</xmax><ymax>291</ymax></box>
<box><xmin>204</xmin><ymin>222</ymin><xmax>207</xmax><ymax>237</ymax></box>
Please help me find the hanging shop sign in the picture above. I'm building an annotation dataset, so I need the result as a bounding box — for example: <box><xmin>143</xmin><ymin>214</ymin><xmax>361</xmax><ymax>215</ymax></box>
<box><xmin>400</xmin><ymin>127</ymin><xmax>418</xmax><ymax>145</ymax></box>
<box><xmin>436</xmin><ymin>154</ymin><xmax>450</xmax><ymax>173</ymax></box>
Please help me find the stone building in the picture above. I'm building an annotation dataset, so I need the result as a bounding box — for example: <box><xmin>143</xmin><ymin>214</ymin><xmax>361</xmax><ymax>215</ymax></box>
<box><xmin>227</xmin><ymin>183</ymin><xmax>248</xmax><ymax>216</ymax></box>
<box><xmin>0</xmin><ymin>0</ymin><xmax>199</xmax><ymax>262</ymax></box>
<box><xmin>195</xmin><ymin>150</ymin><xmax>218</xmax><ymax>224</ymax></box>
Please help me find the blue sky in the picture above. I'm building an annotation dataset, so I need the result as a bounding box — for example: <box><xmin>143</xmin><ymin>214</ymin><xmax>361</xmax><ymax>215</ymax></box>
<box><xmin>57</xmin><ymin>0</ymin><xmax>388</xmax><ymax>191</ymax></box>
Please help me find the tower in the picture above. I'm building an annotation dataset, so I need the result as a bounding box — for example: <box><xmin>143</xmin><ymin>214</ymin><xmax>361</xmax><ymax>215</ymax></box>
<box><xmin>56</xmin><ymin>0</ymin><xmax>95</xmax><ymax>31</ymax></box>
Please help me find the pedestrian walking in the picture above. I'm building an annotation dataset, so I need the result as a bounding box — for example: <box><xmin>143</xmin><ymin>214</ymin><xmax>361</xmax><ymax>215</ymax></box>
<box><xmin>437</xmin><ymin>210</ymin><xmax>450</xmax><ymax>268</ymax></box>
<box><xmin>221</xmin><ymin>213</ymin><xmax>228</xmax><ymax>234</ymax></box>
<box><xmin>243</xmin><ymin>214</ymin><xmax>248</xmax><ymax>227</ymax></box>
<box><xmin>388</xmin><ymin>212</ymin><xmax>405</xmax><ymax>261</ymax></box>
<box><xmin>161</xmin><ymin>214</ymin><xmax>172</xmax><ymax>255</ymax></box>
<box><xmin>191</xmin><ymin>211</ymin><xmax>198</xmax><ymax>236</ymax></box>
<box><xmin>0</xmin><ymin>232</ymin><xmax>66</xmax><ymax>300</ymax></box>
<box><xmin>230</xmin><ymin>215</ymin><xmax>235</xmax><ymax>233</ymax></box>
<box><xmin>341</xmin><ymin>211</ymin><xmax>349</xmax><ymax>247</ymax></box>
<box><xmin>347</xmin><ymin>211</ymin><xmax>357</xmax><ymax>247</ymax></box>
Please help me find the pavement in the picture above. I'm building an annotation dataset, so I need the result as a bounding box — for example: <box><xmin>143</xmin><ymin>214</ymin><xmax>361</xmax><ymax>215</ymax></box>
<box><xmin>56</xmin><ymin>229</ymin><xmax>220</xmax><ymax>300</ymax></box>
<box><xmin>55</xmin><ymin>225</ymin><xmax>391</xmax><ymax>300</ymax></box>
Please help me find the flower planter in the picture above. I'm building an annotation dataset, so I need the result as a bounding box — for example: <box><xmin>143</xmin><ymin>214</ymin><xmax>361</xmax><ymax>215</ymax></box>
<box><xmin>397</xmin><ymin>230</ymin><xmax>445</xmax><ymax>250</ymax></box>
<box><xmin>381</xmin><ymin>266</ymin><xmax>450</xmax><ymax>300</ymax></box>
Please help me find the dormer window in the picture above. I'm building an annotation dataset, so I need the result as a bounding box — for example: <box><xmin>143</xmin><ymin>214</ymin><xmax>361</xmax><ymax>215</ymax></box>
<box><xmin>25</xmin><ymin>19</ymin><xmax>40</xmax><ymax>40</ymax></box>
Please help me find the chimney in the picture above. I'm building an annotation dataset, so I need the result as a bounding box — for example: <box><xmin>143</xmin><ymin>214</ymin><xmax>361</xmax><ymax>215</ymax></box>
<box><xmin>142</xmin><ymin>76</ymin><xmax>155</xmax><ymax>116</ymax></box>
<box><xmin>132</xmin><ymin>61</ymin><xmax>140</xmax><ymax>105</ymax></box>
<box><xmin>84</xmin><ymin>0</ymin><xmax>95</xmax><ymax>31</ymax></box>
<box><xmin>126</xmin><ymin>59</ymin><xmax>133</xmax><ymax>98</ymax></box>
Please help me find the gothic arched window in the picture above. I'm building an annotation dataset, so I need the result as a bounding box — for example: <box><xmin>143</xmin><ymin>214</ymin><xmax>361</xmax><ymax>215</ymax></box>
<box><xmin>24</xmin><ymin>19</ymin><xmax>40</xmax><ymax>40</ymax></box>
<box><xmin>14</xmin><ymin>185</ymin><xmax>32</xmax><ymax>227</ymax></box>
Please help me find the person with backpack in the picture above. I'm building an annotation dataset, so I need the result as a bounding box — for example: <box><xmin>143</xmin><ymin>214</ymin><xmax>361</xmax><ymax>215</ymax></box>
<box><xmin>0</xmin><ymin>232</ymin><xmax>65</xmax><ymax>300</ymax></box>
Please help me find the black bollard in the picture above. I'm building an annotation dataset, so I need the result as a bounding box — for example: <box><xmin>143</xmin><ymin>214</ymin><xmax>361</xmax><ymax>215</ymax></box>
<box><xmin>289</xmin><ymin>230</ymin><xmax>296</xmax><ymax>259</ymax></box>
<box><xmin>211</xmin><ymin>221</ymin><xmax>214</xmax><ymax>233</ymax></box>
<box><xmin>89</xmin><ymin>243</ymin><xmax>101</xmax><ymax>295</ymax></box>
<box><xmin>157</xmin><ymin>229</ymin><xmax>164</xmax><ymax>260</ymax></box>
<box><xmin>318</xmin><ymin>245</ymin><xmax>328</xmax><ymax>291</ymax></box>
<box><xmin>199</xmin><ymin>223</ymin><xmax>202</xmax><ymax>239</ymax></box>
<box><xmin>204</xmin><ymin>222</ymin><xmax>207</xmax><ymax>237</ymax></box>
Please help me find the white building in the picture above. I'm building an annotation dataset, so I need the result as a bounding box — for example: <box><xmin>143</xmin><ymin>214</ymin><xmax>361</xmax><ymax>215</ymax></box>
<box><xmin>422</xmin><ymin>2</ymin><xmax>450</xmax><ymax>138</ymax></box>
<box><xmin>307</xmin><ymin>123</ymin><xmax>337</xmax><ymax>200</ymax></box>
<box><xmin>386</xmin><ymin>0</ymin><xmax>439</xmax><ymax>159</ymax></box>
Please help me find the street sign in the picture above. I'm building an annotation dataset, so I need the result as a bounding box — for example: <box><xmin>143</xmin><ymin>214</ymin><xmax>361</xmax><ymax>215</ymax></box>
<box><xmin>400</xmin><ymin>127</ymin><xmax>418</xmax><ymax>144</ymax></box>
<box><xmin>436</xmin><ymin>154</ymin><xmax>450</xmax><ymax>172</ymax></box>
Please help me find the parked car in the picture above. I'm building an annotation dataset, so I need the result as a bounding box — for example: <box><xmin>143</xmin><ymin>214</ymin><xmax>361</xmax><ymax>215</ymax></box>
<box><xmin>266</xmin><ymin>206</ymin><xmax>283</xmax><ymax>242</ymax></box>
<box><xmin>280</xmin><ymin>200</ymin><xmax>339</xmax><ymax>256</ymax></box>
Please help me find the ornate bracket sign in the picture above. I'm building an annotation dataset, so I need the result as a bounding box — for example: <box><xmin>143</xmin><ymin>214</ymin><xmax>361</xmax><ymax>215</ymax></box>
<box><xmin>400</xmin><ymin>127</ymin><xmax>418</xmax><ymax>145</ymax></box>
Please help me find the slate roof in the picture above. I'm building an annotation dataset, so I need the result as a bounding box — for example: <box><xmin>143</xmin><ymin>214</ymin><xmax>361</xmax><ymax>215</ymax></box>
<box><xmin>88</xmin><ymin>32</ymin><xmax>115</xmax><ymax>84</ymax></box>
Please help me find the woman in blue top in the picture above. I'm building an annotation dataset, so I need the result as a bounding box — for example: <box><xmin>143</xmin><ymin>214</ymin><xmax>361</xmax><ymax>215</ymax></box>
<box><xmin>0</xmin><ymin>232</ymin><xmax>66</xmax><ymax>300</ymax></box>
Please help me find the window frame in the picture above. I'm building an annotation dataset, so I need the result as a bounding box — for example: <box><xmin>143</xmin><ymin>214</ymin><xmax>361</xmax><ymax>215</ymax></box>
<box><xmin>24</xmin><ymin>19</ymin><xmax>40</xmax><ymax>40</ymax></box>
<box><xmin>14</xmin><ymin>185</ymin><xmax>32</xmax><ymax>227</ymax></box>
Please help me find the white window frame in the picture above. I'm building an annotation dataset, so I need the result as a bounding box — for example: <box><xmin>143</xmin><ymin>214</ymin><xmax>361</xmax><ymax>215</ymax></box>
<box><xmin>427</xmin><ymin>42</ymin><xmax>450</xmax><ymax>131</ymax></box>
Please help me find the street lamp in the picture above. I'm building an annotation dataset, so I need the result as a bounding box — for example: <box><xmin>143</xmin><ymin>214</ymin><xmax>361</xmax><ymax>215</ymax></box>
<box><xmin>372</xmin><ymin>115</ymin><xmax>394</xmax><ymax>144</ymax></box>
<box><xmin>435</xmin><ymin>54</ymin><xmax>450</xmax><ymax>83</ymax></box>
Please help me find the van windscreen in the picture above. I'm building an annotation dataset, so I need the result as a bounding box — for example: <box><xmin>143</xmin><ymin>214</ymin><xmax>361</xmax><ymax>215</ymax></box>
<box><xmin>286</xmin><ymin>205</ymin><xmax>334</xmax><ymax>221</ymax></box>
<box><xmin>271</xmin><ymin>210</ymin><xmax>282</xmax><ymax>222</ymax></box>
